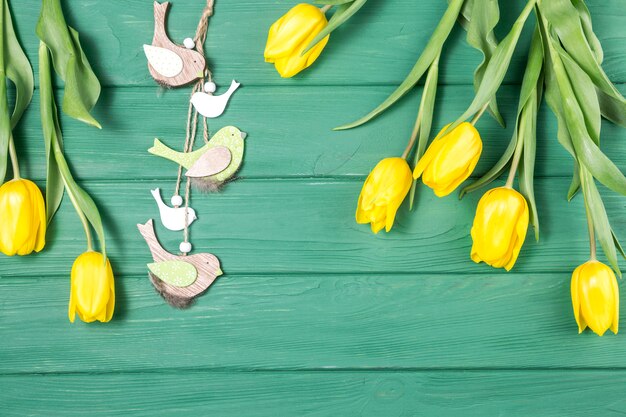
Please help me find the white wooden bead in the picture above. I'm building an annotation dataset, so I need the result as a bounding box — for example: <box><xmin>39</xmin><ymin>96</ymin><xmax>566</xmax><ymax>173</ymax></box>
<box><xmin>179</xmin><ymin>241</ymin><xmax>192</xmax><ymax>253</ymax></box>
<box><xmin>183</xmin><ymin>37</ymin><xmax>195</xmax><ymax>49</ymax></box>
<box><xmin>171</xmin><ymin>195</ymin><xmax>183</xmax><ymax>207</ymax></box>
<box><xmin>203</xmin><ymin>81</ymin><xmax>217</xmax><ymax>93</ymax></box>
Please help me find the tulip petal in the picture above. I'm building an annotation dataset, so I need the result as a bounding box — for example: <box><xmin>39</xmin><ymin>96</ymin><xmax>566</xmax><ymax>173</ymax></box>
<box><xmin>611</xmin><ymin>270</ymin><xmax>619</xmax><ymax>334</ymax></box>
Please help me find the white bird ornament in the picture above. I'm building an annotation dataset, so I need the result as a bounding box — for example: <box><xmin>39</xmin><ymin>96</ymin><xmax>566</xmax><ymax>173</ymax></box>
<box><xmin>151</xmin><ymin>188</ymin><xmax>197</xmax><ymax>231</ymax></box>
<box><xmin>191</xmin><ymin>80</ymin><xmax>240</xmax><ymax>118</ymax></box>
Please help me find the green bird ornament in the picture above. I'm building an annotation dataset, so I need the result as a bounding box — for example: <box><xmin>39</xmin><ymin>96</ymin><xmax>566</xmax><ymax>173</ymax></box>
<box><xmin>149</xmin><ymin>126</ymin><xmax>247</xmax><ymax>191</ymax></box>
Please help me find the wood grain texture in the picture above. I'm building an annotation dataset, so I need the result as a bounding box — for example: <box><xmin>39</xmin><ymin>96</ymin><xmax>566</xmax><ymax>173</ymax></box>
<box><xmin>11</xmin><ymin>85</ymin><xmax>626</xmax><ymax>181</ymax></box>
<box><xmin>2</xmin><ymin>0</ymin><xmax>626</xmax><ymax>414</ymax></box>
<box><xmin>6</xmin><ymin>0</ymin><xmax>626</xmax><ymax>87</ymax></box>
<box><xmin>2</xmin><ymin>273</ymin><xmax>626</xmax><ymax>373</ymax></box>
<box><xmin>3</xmin><ymin>370</ymin><xmax>626</xmax><ymax>417</ymax></box>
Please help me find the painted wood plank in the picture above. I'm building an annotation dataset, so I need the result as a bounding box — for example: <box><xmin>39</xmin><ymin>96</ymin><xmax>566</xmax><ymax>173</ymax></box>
<box><xmin>4</xmin><ymin>272</ymin><xmax>626</xmax><ymax>373</ymax></box>
<box><xmin>3</xmin><ymin>370</ymin><xmax>626</xmax><ymax>416</ymax></box>
<box><xmin>0</xmin><ymin>178</ymin><xmax>623</xmax><ymax>277</ymax></box>
<box><xmin>11</xmin><ymin>85</ymin><xmax>626</xmax><ymax>181</ymax></box>
<box><xmin>7</xmin><ymin>0</ymin><xmax>626</xmax><ymax>87</ymax></box>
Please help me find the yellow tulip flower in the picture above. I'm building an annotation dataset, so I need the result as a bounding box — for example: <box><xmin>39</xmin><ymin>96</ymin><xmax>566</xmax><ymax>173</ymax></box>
<box><xmin>0</xmin><ymin>179</ymin><xmax>46</xmax><ymax>256</ymax></box>
<box><xmin>356</xmin><ymin>157</ymin><xmax>413</xmax><ymax>234</ymax></box>
<box><xmin>69</xmin><ymin>251</ymin><xmax>115</xmax><ymax>323</ymax></box>
<box><xmin>470</xmin><ymin>187</ymin><xmax>529</xmax><ymax>271</ymax></box>
<box><xmin>413</xmin><ymin>122</ymin><xmax>482</xmax><ymax>197</ymax></box>
<box><xmin>571</xmin><ymin>260</ymin><xmax>619</xmax><ymax>336</ymax></box>
<box><xmin>264</xmin><ymin>4</ymin><xmax>330</xmax><ymax>78</ymax></box>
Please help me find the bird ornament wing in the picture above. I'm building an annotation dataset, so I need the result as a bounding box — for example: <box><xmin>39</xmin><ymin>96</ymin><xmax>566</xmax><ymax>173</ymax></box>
<box><xmin>143</xmin><ymin>44</ymin><xmax>183</xmax><ymax>78</ymax></box>
<box><xmin>148</xmin><ymin>260</ymin><xmax>198</xmax><ymax>287</ymax></box>
<box><xmin>185</xmin><ymin>146</ymin><xmax>232</xmax><ymax>178</ymax></box>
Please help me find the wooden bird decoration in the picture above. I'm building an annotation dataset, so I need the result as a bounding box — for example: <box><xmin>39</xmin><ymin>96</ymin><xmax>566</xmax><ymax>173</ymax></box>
<box><xmin>148</xmin><ymin>126</ymin><xmax>247</xmax><ymax>191</ymax></box>
<box><xmin>191</xmin><ymin>80</ymin><xmax>241</xmax><ymax>118</ymax></box>
<box><xmin>138</xmin><ymin>219</ymin><xmax>223</xmax><ymax>308</ymax></box>
<box><xmin>144</xmin><ymin>1</ymin><xmax>206</xmax><ymax>87</ymax></box>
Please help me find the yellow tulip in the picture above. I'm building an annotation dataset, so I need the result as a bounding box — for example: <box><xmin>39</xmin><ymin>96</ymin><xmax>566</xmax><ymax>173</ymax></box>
<box><xmin>69</xmin><ymin>251</ymin><xmax>115</xmax><ymax>323</ymax></box>
<box><xmin>356</xmin><ymin>157</ymin><xmax>413</xmax><ymax>234</ymax></box>
<box><xmin>470</xmin><ymin>187</ymin><xmax>529</xmax><ymax>271</ymax></box>
<box><xmin>0</xmin><ymin>179</ymin><xmax>46</xmax><ymax>256</ymax></box>
<box><xmin>571</xmin><ymin>260</ymin><xmax>619</xmax><ymax>336</ymax></box>
<box><xmin>264</xmin><ymin>4</ymin><xmax>330</xmax><ymax>78</ymax></box>
<box><xmin>413</xmin><ymin>122</ymin><xmax>482</xmax><ymax>197</ymax></box>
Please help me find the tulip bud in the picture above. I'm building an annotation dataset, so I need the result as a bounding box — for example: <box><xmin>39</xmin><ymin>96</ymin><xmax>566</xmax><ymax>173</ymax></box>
<box><xmin>69</xmin><ymin>251</ymin><xmax>115</xmax><ymax>323</ymax></box>
<box><xmin>264</xmin><ymin>4</ymin><xmax>330</xmax><ymax>78</ymax></box>
<box><xmin>470</xmin><ymin>187</ymin><xmax>529</xmax><ymax>271</ymax></box>
<box><xmin>0</xmin><ymin>179</ymin><xmax>46</xmax><ymax>256</ymax></box>
<box><xmin>571</xmin><ymin>260</ymin><xmax>619</xmax><ymax>336</ymax></box>
<box><xmin>356</xmin><ymin>157</ymin><xmax>413</xmax><ymax>234</ymax></box>
<box><xmin>413</xmin><ymin>122</ymin><xmax>482</xmax><ymax>197</ymax></box>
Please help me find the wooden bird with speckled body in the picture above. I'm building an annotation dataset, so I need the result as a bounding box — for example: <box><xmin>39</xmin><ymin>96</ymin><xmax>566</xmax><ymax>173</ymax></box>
<box><xmin>149</xmin><ymin>126</ymin><xmax>247</xmax><ymax>191</ymax></box>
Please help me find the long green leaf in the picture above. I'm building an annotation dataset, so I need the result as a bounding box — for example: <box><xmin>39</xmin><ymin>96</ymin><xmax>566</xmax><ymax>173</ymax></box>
<box><xmin>335</xmin><ymin>0</ymin><xmax>464</xmax><ymax>130</ymax></box>
<box><xmin>538</xmin><ymin>0</ymin><xmax>626</xmax><ymax>127</ymax></box>
<box><xmin>40</xmin><ymin>42</ymin><xmax>106</xmax><ymax>259</ymax></box>
<box><xmin>558</xmin><ymin>47</ymin><xmax>600</xmax><ymax>145</ymax></box>
<box><xmin>460</xmin><ymin>24</ymin><xmax>543</xmax><ymax>198</ymax></box>
<box><xmin>465</xmin><ymin>0</ymin><xmax>505</xmax><ymax>126</ymax></box>
<box><xmin>36</xmin><ymin>0</ymin><xmax>101</xmax><ymax>128</ymax></box>
<box><xmin>518</xmin><ymin>81</ymin><xmax>541</xmax><ymax>240</ymax></box>
<box><xmin>303</xmin><ymin>0</ymin><xmax>367</xmax><ymax>54</ymax></box>
<box><xmin>4</xmin><ymin>0</ymin><xmax>33</xmax><ymax>130</ymax></box>
<box><xmin>581</xmin><ymin>167</ymin><xmax>620</xmax><ymax>277</ymax></box>
<box><xmin>0</xmin><ymin>0</ymin><xmax>34</xmax><ymax>183</ymax></box>
<box><xmin>448</xmin><ymin>0</ymin><xmax>536</xmax><ymax>133</ymax></box>
<box><xmin>542</xmin><ymin>17</ymin><xmax>626</xmax><ymax>196</ymax></box>
<box><xmin>409</xmin><ymin>55</ymin><xmax>439</xmax><ymax>210</ymax></box>
<box><xmin>571</xmin><ymin>0</ymin><xmax>603</xmax><ymax>64</ymax></box>
<box><xmin>39</xmin><ymin>42</ymin><xmax>64</xmax><ymax>223</ymax></box>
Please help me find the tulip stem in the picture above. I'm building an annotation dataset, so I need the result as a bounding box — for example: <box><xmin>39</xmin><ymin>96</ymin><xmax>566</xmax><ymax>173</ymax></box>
<box><xmin>52</xmin><ymin>139</ymin><xmax>94</xmax><ymax>252</ymax></box>
<box><xmin>470</xmin><ymin>102</ymin><xmax>489</xmax><ymax>126</ymax></box>
<box><xmin>581</xmin><ymin>172</ymin><xmax>597</xmax><ymax>261</ymax></box>
<box><xmin>320</xmin><ymin>4</ymin><xmax>332</xmax><ymax>13</ymax></box>
<box><xmin>8</xmin><ymin>135</ymin><xmax>20</xmax><ymax>179</ymax></box>
<box><xmin>505</xmin><ymin>123</ymin><xmax>526</xmax><ymax>188</ymax></box>
<box><xmin>401</xmin><ymin>104</ymin><xmax>423</xmax><ymax>160</ymax></box>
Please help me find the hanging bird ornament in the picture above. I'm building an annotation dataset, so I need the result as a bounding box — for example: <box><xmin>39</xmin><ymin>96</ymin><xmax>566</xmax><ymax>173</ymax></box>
<box><xmin>149</xmin><ymin>126</ymin><xmax>246</xmax><ymax>191</ymax></box>
<box><xmin>144</xmin><ymin>1</ymin><xmax>206</xmax><ymax>87</ymax></box>
<box><xmin>140</xmin><ymin>0</ymin><xmax>246</xmax><ymax>307</ymax></box>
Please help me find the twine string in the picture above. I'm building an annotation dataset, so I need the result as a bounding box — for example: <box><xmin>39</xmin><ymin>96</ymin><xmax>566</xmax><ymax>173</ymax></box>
<box><xmin>171</xmin><ymin>0</ymin><xmax>216</xmax><ymax>253</ymax></box>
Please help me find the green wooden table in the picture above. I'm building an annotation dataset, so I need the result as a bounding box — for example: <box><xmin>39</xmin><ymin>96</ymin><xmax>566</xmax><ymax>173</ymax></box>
<box><xmin>1</xmin><ymin>0</ymin><xmax>626</xmax><ymax>415</ymax></box>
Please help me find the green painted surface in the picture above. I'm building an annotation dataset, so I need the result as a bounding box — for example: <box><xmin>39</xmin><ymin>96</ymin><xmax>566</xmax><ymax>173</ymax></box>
<box><xmin>0</xmin><ymin>0</ymin><xmax>625</xmax><ymax>415</ymax></box>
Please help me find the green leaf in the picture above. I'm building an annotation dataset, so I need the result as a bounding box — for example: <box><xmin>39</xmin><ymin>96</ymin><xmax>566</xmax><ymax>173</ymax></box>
<box><xmin>40</xmin><ymin>41</ymin><xmax>106</xmax><ymax>258</ymax></box>
<box><xmin>567</xmin><ymin>161</ymin><xmax>581</xmax><ymax>201</ymax></box>
<box><xmin>581</xmin><ymin>167</ymin><xmax>620</xmax><ymax>277</ymax></box>
<box><xmin>447</xmin><ymin>0</ymin><xmax>536</xmax><ymax>134</ymax></box>
<box><xmin>36</xmin><ymin>0</ymin><xmax>101</xmax><ymax>128</ymax></box>
<box><xmin>335</xmin><ymin>0</ymin><xmax>464</xmax><ymax>130</ymax></box>
<box><xmin>570</xmin><ymin>0</ymin><xmax>603</xmax><ymax>64</ymax></box>
<box><xmin>460</xmin><ymin>24</ymin><xmax>543</xmax><ymax>199</ymax></box>
<box><xmin>465</xmin><ymin>0</ymin><xmax>505</xmax><ymax>127</ymax></box>
<box><xmin>303</xmin><ymin>0</ymin><xmax>367</xmax><ymax>55</ymax></box>
<box><xmin>39</xmin><ymin>42</ymin><xmax>64</xmax><ymax>223</ymax></box>
<box><xmin>0</xmin><ymin>0</ymin><xmax>34</xmax><ymax>183</ymax></box>
<box><xmin>518</xmin><ymin>81</ymin><xmax>541</xmax><ymax>241</ymax></box>
<box><xmin>409</xmin><ymin>55</ymin><xmax>439</xmax><ymax>210</ymax></box>
<box><xmin>558</xmin><ymin>46</ymin><xmax>600</xmax><ymax>145</ymax></box>
<box><xmin>541</xmin><ymin>20</ymin><xmax>626</xmax><ymax>196</ymax></box>
<box><xmin>4</xmin><ymin>0</ymin><xmax>34</xmax><ymax>130</ymax></box>
<box><xmin>613</xmin><ymin>229</ymin><xmax>626</xmax><ymax>261</ymax></box>
<box><xmin>538</xmin><ymin>0</ymin><xmax>626</xmax><ymax>127</ymax></box>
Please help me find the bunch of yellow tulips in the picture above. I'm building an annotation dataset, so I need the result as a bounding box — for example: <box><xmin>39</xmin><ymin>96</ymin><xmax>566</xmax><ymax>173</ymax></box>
<box><xmin>265</xmin><ymin>1</ymin><xmax>624</xmax><ymax>336</ymax></box>
<box><xmin>0</xmin><ymin>0</ymin><xmax>114</xmax><ymax>323</ymax></box>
